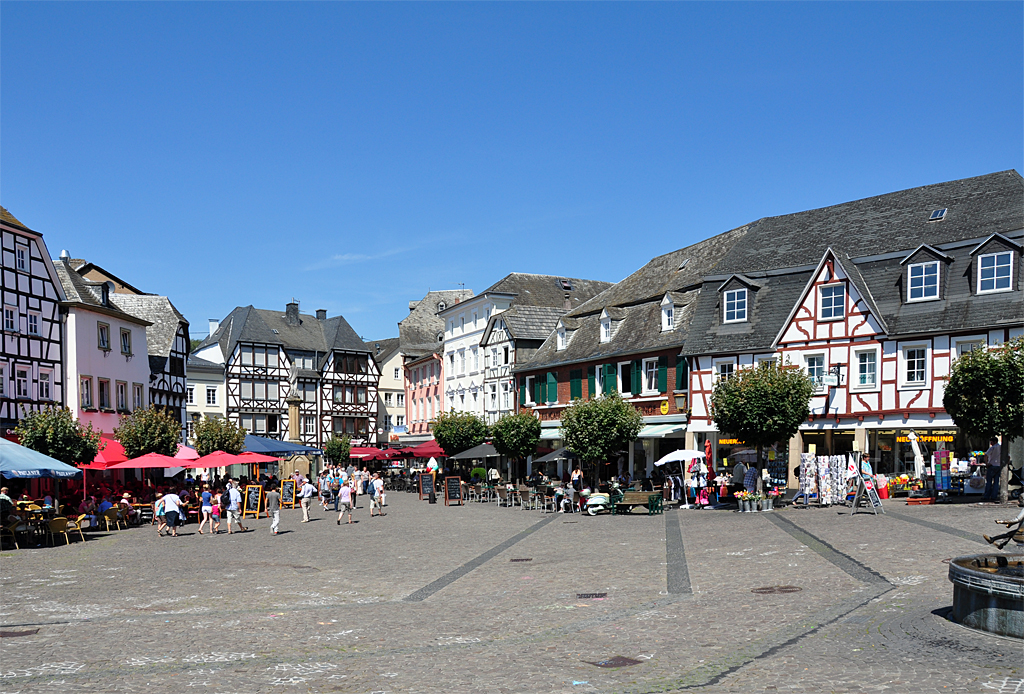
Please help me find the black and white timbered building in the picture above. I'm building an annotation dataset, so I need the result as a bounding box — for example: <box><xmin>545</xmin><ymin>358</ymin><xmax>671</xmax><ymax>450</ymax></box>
<box><xmin>0</xmin><ymin>207</ymin><xmax>66</xmax><ymax>432</ymax></box>
<box><xmin>193</xmin><ymin>302</ymin><xmax>378</xmax><ymax>447</ymax></box>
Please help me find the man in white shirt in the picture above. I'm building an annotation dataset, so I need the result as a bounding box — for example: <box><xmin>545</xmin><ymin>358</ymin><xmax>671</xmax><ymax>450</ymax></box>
<box><xmin>369</xmin><ymin>473</ymin><xmax>386</xmax><ymax>517</ymax></box>
<box><xmin>161</xmin><ymin>491</ymin><xmax>183</xmax><ymax>537</ymax></box>
<box><xmin>298</xmin><ymin>479</ymin><xmax>317</xmax><ymax>522</ymax></box>
<box><xmin>226</xmin><ymin>480</ymin><xmax>247</xmax><ymax>533</ymax></box>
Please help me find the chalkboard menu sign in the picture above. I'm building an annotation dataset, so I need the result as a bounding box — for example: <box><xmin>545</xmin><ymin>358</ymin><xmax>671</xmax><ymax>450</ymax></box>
<box><xmin>418</xmin><ymin>473</ymin><xmax>434</xmax><ymax>500</ymax></box>
<box><xmin>444</xmin><ymin>476</ymin><xmax>462</xmax><ymax>506</ymax></box>
<box><xmin>281</xmin><ymin>479</ymin><xmax>296</xmax><ymax>508</ymax></box>
<box><xmin>243</xmin><ymin>485</ymin><xmax>262</xmax><ymax>518</ymax></box>
<box><xmin>852</xmin><ymin>475</ymin><xmax>884</xmax><ymax>515</ymax></box>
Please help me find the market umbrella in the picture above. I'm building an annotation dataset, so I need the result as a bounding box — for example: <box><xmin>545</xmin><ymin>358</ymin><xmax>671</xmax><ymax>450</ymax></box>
<box><xmin>534</xmin><ymin>446</ymin><xmax>576</xmax><ymax>464</ymax></box>
<box><xmin>238</xmin><ymin>452</ymin><xmax>279</xmax><ymax>464</ymax></box>
<box><xmin>450</xmin><ymin>442</ymin><xmax>500</xmax><ymax>460</ymax></box>
<box><xmin>174</xmin><ymin>444</ymin><xmax>200</xmax><ymax>461</ymax></box>
<box><xmin>193</xmin><ymin>451</ymin><xmax>244</xmax><ymax>469</ymax></box>
<box><xmin>243</xmin><ymin>434</ymin><xmax>321</xmax><ymax>456</ymax></box>
<box><xmin>350</xmin><ymin>446</ymin><xmax>384</xmax><ymax>460</ymax></box>
<box><xmin>654</xmin><ymin>450</ymin><xmax>705</xmax><ymax>466</ymax></box>
<box><xmin>409</xmin><ymin>440</ymin><xmax>445</xmax><ymax>458</ymax></box>
<box><xmin>88</xmin><ymin>434</ymin><xmax>127</xmax><ymax>468</ymax></box>
<box><xmin>0</xmin><ymin>438</ymin><xmax>83</xmax><ymax>479</ymax></box>
<box><xmin>107</xmin><ymin>452</ymin><xmax>181</xmax><ymax>469</ymax></box>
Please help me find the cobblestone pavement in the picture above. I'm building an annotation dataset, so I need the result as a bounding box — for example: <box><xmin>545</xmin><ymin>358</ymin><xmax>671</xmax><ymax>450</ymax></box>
<box><xmin>1</xmin><ymin>493</ymin><xmax>1020</xmax><ymax>694</ymax></box>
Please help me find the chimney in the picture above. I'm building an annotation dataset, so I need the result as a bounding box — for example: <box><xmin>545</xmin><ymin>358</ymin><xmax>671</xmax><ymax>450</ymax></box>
<box><xmin>285</xmin><ymin>300</ymin><xmax>300</xmax><ymax>326</ymax></box>
<box><xmin>59</xmin><ymin>250</ymin><xmax>71</xmax><ymax>263</ymax></box>
<box><xmin>316</xmin><ymin>309</ymin><xmax>327</xmax><ymax>321</ymax></box>
<box><xmin>563</xmin><ymin>294</ymin><xmax>572</xmax><ymax>310</ymax></box>
<box><xmin>208</xmin><ymin>319</ymin><xmax>220</xmax><ymax>336</ymax></box>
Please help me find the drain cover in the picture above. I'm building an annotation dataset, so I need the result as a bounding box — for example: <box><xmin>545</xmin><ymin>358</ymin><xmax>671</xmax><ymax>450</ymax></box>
<box><xmin>751</xmin><ymin>586</ymin><xmax>802</xmax><ymax>594</ymax></box>
<box><xmin>586</xmin><ymin>656</ymin><xmax>642</xmax><ymax>668</ymax></box>
<box><xmin>577</xmin><ymin>593</ymin><xmax>607</xmax><ymax>599</ymax></box>
<box><xmin>0</xmin><ymin>629</ymin><xmax>39</xmax><ymax>638</ymax></box>
<box><xmin>509</xmin><ymin>558</ymin><xmax>533</xmax><ymax>562</ymax></box>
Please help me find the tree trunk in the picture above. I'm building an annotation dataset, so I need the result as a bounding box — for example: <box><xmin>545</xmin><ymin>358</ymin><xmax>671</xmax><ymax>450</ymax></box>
<box><xmin>999</xmin><ymin>442</ymin><xmax>1010</xmax><ymax>503</ymax></box>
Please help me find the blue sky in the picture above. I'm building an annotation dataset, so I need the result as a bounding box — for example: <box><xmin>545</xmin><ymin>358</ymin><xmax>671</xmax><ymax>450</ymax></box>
<box><xmin>2</xmin><ymin>2</ymin><xmax>1021</xmax><ymax>342</ymax></box>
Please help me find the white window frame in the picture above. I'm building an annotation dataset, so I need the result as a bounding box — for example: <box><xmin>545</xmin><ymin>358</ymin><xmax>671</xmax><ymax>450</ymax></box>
<box><xmin>661</xmin><ymin>304</ymin><xmax>674</xmax><ymax>332</ymax></box>
<box><xmin>714</xmin><ymin>358</ymin><xmax>736</xmax><ymax>384</ymax></box>
<box><xmin>98</xmin><ymin>378</ymin><xmax>111</xmax><ymax>410</ymax></box>
<box><xmin>396</xmin><ymin>415</ymin><xmax>405</xmax><ymax>427</ymax></box>
<box><xmin>186</xmin><ymin>386</ymin><xmax>195</xmax><ymax>405</ymax></box>
<box><xmin>120</xmin><ymin>328</ymin><xmax>132</xmax><ymax>356</ymax></box>
<box><xmin>907</xmin><ymin>261</ymin><xmax>940</xmax><ymax>302</ymax></box>
<box><xmin>556</xmin><ymin>327</ymin><xmax>566</xmax><ymax>351</ymax></box>
<box><xmin>723</xmin><ymin>289</ymin><xmax>747</xmax><ymax>323</ymax></box>
<box><xmin>133</xmin><ymin>383</ymin><xmax>144</xmax><ymax>409</ymax></box>
<box><xmin>755</xmin><ymin>354</ymin><xmax>778</xmax><ymax>368</ymax></box>
<box><xmin>804</xmin><ymin>353</ymin><xmax>826</xmax><ymax>392</ymax></box>
<box><xmin>502</xmin><ymin>382</ymin><xmax>510</xmax><ymax>409</ymax></box>
<box><xmin>523</xmin><ymin>376</ymin><xmax>535</xmax><ymax>405</ymax></box>
<box><xmin>38</xmin><ymin>369</ymin><xmax>51</xmax><ymax>400</ymax></box>
<box><xmin>26</xmin><ymin>312</ymin><xmax>39</xmax><ymax>336</ymax></box>
<box><xmin>116</xmin><ymin>381</ymin><xmax>128</xmax><ymax>410</ymax></box>
<box><xmin>15</xmin><ymin>246</ymin><xmax>27</xmax><ymax>271</ymax></box>
<box><xmin>15</xmin><ymin>366</ymin><xmax>30</xmax><ymax>399</ymax></box>
<box><xmin>384</xmin><ymin>392</ymin><xmax>393</xmax><ymax>407</ymax></box>
<box><xmin>80</xmin><ymin>376</ymin><xmax>93</xmax><ymax>408</ymax></box>
<box><xmin>600</xmin><ymin>318</ymin><xmax>611</xmax><ymax>343</ymax></box>
<box><xmin>898</xmin><ymin>343</ymin><xmax>930</xmax><ymax>389</ymax></box>
<box><xmin>818</xmin><ymin>283</ymin><xmax>845</xmax><ymax>321</ymax></box>
<box><xmin>642</xmin><ymin>358</ymin><xmax>659</xmax><ymax>394</ymax></box>
<box><xmin>394</xmin><ymin>367</ymin><xmax>400</xmax><ymax>380</ymax></box>
<box><xmin>4</xmin><ymin>306</ymin><xmax>17</xmax><ymax>332</ymax></box>
<box><xmin>852</xmin><ymin>345</ymin><xmax>881</xmax><ymax>392</ymax></box>
<box><xmin>303</xmin><ymin>415</ymin><xmax>316</xmax><ymax>435</ymax></box>
<box><xmin>617</xmin><ymin>361</ymin><xmax>632</xmax><ymax>396</ymax></box>
<box><xmin>952</xmin><ymin>336</ymin><xmax>986</xmax><ymax>359</ymax></box>
<box><xmin>977</xmin><ymin>251</ymin><xmax>1014</xmax><ymax>294</ymax></box>
<box><xmin>206</xmin><ymin>386</ymin><xmax>217</xmax><ymax>406</ymax></box>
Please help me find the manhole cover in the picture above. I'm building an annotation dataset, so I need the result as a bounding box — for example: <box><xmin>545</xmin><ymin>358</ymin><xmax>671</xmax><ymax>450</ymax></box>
<box><xmin>510</xmin><ymin>558</ymin><xmax>533</xmax><ymax>562</ymax></box>
<box><xmin>577</xmin><ymin>593</ymin><xmax>607</xmax><ymax>599</ymax></box>
<box><xmin>586</xmin><ymin>656</ymin><xmax>642</xmax><ymax>668</ymax></box>
<box><xmin>0</xmin><ymin>629</ymin><xmax>39</xmax><ymax>638</ymax></box>
<box><xmin>751</xmin><ymin>586</ymin><xmax>802</xmax><ymax>595</ymax></box>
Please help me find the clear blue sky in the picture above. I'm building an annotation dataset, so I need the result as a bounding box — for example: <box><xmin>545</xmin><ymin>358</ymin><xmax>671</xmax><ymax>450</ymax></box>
<box><xmin>2</xmin><ymin>2</ymin><xmax>1021</xmax><ymax>342</ymax></box>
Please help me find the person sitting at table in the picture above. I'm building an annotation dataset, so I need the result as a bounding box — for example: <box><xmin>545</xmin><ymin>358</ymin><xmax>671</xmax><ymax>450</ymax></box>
<box><xmin>118</xmin><ymin>493</ymin><xmax>138</xmax><ymax>525</ymax></box>
<box><xmin>0</xmin><ymin>487</ymin><xmax>17</xmax><ymax>523</ymax></box>
<box><xmin>97</xmin><ymin>495</ymin><xmax>113</xmax><ymax>514</ymax></box>
<box><xmin>78</xmin><ymin>497</ymin><xmax>98</xmax><ymax>529</ymax></box>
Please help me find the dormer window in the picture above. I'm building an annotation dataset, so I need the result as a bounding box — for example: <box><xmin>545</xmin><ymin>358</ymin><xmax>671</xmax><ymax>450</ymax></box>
<box><xmin>660</xmin><ymin>294</ymin><xmax>675</xmax><ymax>332</ymax></box>
<box><xmin>600</xmin><ymin>318</ymin><xmax>611</xmax><ymax>343</ymax></box>
<box><xmin>437</xmin><ymin>301</ymin><xmax>446</xmax><ymax>312</ymax></box>
<box><xmin>723</xmin><ymin>289</ymin><xmax>747</xmax><ymax>323</ymax></box>
<box><xmin>978</xmin><ymin>252</ymin><xmax>1013</xmax><ymax>294</ymax></box>
<box><xmin>556</xmin><ymin>327</ymin><xmax>567</xmax><ymax>351</ymax></box>
<box><xmin>908</xmin><ymin>261</ymin><xmax>939</xmax><ymax>301</ymax></box>
<box><xmin>819</xmin><ymin>284</ymin><xmax>845</xmax><ymax>320</ymax></box>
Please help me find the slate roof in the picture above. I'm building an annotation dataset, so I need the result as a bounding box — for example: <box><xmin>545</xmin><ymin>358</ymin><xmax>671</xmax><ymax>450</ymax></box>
<box><xmin>112</xmin><ymin>294</ymin><xmax>189</xmax><ymax>360</ymax></box>
<box><xmin>186</xmin><ymin>355</ymin><xmax>224</xmax><ymax>373</ymax></box>
<box><xmin>0</xmin><ymin>206</ymin><xmax>31</xmax><ymax>231</ymax></box>
<box><xmin>196</xmin><ymin>304</ymin><xmax>369</xmax><ymax>368</ymax></box>
<box><xmin>399</xmin><ymin>289</ymin><xmax>474</xmax><ymax>357</ymax></box>
<box><xmin>366</xmin><ymin>337</ymin><xmax>401</xmax><ymax>365</ymax></box>
<box><xmin>53</xmin><ymin>260</ymin><xmax>150</xmax><ymax>326</ymax></box>
<box><xmin>497</xmin><ymin>306</ymin><xmax>569</xmax><ymax>341</ymax></box>
<box><xmin>473</xmin><ymin>273</ymin><xmax>613</xmax><ymax>310</ymax></box>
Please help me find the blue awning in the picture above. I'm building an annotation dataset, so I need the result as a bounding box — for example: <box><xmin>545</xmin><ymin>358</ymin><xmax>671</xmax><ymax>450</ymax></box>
<box><xmin>0</xmin><ymin>438</ymin><xmax>83</xmax><ymax>479</ymax></box>
<box><xmin>243</xmin><ymin>434</ymin><xmax>322</xmax><ymax>456</ymax></box>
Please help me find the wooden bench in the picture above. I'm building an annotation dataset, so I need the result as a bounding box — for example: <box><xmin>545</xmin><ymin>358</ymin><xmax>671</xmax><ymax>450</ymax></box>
<box><xmin>611</xmin><ymin>491</ymin><xmax>663</xmax><ymax>515</ymax></box>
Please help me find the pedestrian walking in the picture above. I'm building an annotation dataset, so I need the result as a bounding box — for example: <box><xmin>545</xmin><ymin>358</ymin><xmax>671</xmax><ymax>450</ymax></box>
<box><xmin>336</xmin><ymin>479</ymin><xmax>354</xmax><ymax>524</ymax></box>
<box><xmin>265</xmin><ymin>486</ymin><xmax>281</xmax><ymax>535</ymax></box>
<box><xmin>226</xmin><ymin>480</ymin><xmax>248</xmax><ymax>533</ymax></box>
<box><xmin>154</xmin><ymin>493</ymin><xmax>167</xmax><ymax>536</ymax></box>
<box><xmin>160</xmin><ymin>490</ymin><xmax>183</xmax><ymax>537</ymax></box>
<box><xmin>298</xmin><ymin>477</ymin><xmax>317</xmax><ymax>522</ymax></box>
<box><xmin>198</xmin><ymin>484</ymin><xmax>214</xmax><ymax>535</ymax></box>
<box><xmin>211</xmin><ymin>488</ymin><xmax>222</xmax><ymax>534</ymax></box>
<box><xmin>370</xmin><ymin>473</ymin><xmax>386</xmax><ymax>517</ymax></box>
<box><xmin>983</xmin><ymin>437</ymin><xmax>1003</xmax><ymax>501</ymax></box>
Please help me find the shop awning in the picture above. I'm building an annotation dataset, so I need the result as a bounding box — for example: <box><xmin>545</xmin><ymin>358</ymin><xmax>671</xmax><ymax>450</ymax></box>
<box><xmin>638</xmin><ymin>424</ymin><xmax>686</xmax><ymax>438</ymax></box>
<box><xmin>539</xmin><ymin>428</ymin><xmax>562</xmax><ymax>440</ymax></box>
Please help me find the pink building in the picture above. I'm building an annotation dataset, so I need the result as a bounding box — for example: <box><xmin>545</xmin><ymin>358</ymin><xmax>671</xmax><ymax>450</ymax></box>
<box><xmin>404</xmin><ymin>352</ymin><xmax>443</xmax><ymax>440</ymax></box>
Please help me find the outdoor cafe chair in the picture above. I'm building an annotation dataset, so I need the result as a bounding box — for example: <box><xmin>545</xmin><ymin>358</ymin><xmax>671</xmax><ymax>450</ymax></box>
<box><xmin>0</xmin><ymin>521</ymin><xmax>20</xmax><ymax>550</ymax></box>
<box><xmin>467</xmin><ymin>484</ymin><xmax>481</xmax><ymax>503</ymax></box>
<box><xmin>102</xmin><ymin>508</ymin><xmax>123</xmax><ymax>531</ymax></box>
<box><xmin>64</xmin><ymin>515</ymin><xmax>86</xmax><ymax>542</ymax></box>
<box><xmin>46</xmin><ymin>517</ymin><xmax>75</xmax><ymax>546</ymax></box>
<box><xmin>509</xmin><ymin>486</ymin><xmax>524</xmax><ymax>507</ymax></box>
<box><xmin>540</xmin><ymin>487</ymin><xmax>557</xmax><ymax>513</ymax></box>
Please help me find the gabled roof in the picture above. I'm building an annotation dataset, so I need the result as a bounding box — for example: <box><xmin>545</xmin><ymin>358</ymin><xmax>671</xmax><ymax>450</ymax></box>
<box><xmin>365</xmin><ymin>337</ymin><xmax>401</xmax><ymax>365</ymax></box>
<box><xmin>481</xmin><ymin>305</ymin><xmax>568</xmax><ymax>345</ymax></box>
<box><xmin>716</xmin><ymin>274</ymin><xmax>762</xmax><ymax>292</ymax></box>
<box><xmin>53</xmin><ymin>260</ymin><xmax>150</xmax><ymax>326</ymax></box>
<box><xmin>0</xmin><ymin>206</ymin><xmax>32</xmax><ymax>232</ymax></box>
<box><xmin>476</xmin><ymin>273</ymin><xmax>612</xmax><ymax>309</ymax></box>
<box><xmin>195</xmin><ymin>304</ymin><xmax>369</xmax><ymax>366</ymax></box>
<box><xmin>399</xmin><ymin>289</ymin><xmax>474</xmax><ymax>357</ymax></box>
<box><xmin>899</xmin><ymin>244</ymin><xmax>953</xmax><ymax>265</ymax></box>
<box><xmin>969</xmin><ymin>232</ymin><xmax>1022</xmax><ymax>255</ymax></box>
<box><xmin>186</xmin><ymin>354</ymin><xmax>224</xmax><ymax>373</ymax></box>
<box><xmin>70</xmin><ymin>261</ymin><xmax>147</xmax><ymax>295</ymax></box>
<box><xmin>112</xmin><ymin>294</ymin><xmax>189</xmax><ymax>359</ymax></box>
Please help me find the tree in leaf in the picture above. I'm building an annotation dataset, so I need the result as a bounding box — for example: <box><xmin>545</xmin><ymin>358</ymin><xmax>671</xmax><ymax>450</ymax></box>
<box><xmin>323</xmin><ymin>435</ymin><xmax>352</xmax><ymax>465</ymax></box>
<box><xmin>943</xmin><ymin>336</ymin><xmax>1023</xmax><ymax>502</ymax></box>
<box><xmin>560</xmin><ymin>392</ymin><xmax>643</xmax><ymax>488</ymax></box>
<box><xmin>491</xmin><ymin>412</ymin><xmax>541</xmax><ymax>475</ymax></box>
<box><xmin>710</xmin><ymin>360</ymin><xmax>814</xmax><ymax>473</ymax></box>
<box><xmin>15</xmin><ymin>406</ymin><xmax>101</xmax><ymax>466</ymax></box>
<box><xmin>114</xmin><ymin>407</ymin><xmax>182</xmax><ymax>458</ymax></box>
<box><xmin>432</xmin><ymin>410</ymin><xmax>487</xmax><ymax>457</ymax></box>
<box><xmin>192</xmin><ymin>415</ymin><xmax>247</xmax><ymax>456</ymax></box>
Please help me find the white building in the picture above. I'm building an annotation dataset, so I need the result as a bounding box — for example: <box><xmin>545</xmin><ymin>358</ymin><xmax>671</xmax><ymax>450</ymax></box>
<box><xmin>367</xmin><ymin>338</ymin><xmax>403</xmax><ymax>446</ymax></box>
<box><xmin>439</xmin><ymin>274</ymin><xmax>611</xmax><ymax>419</ymax></box>
<box><xmin>54</xmin><ymin>255</ymin><xmax>151</xmax><ymax>435</ymax></box>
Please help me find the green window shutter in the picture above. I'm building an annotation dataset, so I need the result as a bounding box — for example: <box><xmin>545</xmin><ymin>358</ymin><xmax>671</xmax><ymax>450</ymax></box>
<box><xmin>587</xmin><ymin>366</ymin><xmax>595</xmax><ymax>399</ymax></box>
<box><xmin>675</xmin><ymin>355</ymin><xmax>688</xmax><ymax>391</ymax></box>
<box><xmin>658</xmin><ymin>355</ymin><xmax>668</xmax><ymax>393</ymax></box>
<box><xmin>533</xmin><ymin>376</ymin><xmax>543</xmax><ymax>405</ymax></box>
<box><xmin>546</xmin><ymin>371</ymin><xmax>558</xmax><ymax>403</ymax></box>
<box><xmin>603</xmin><ymin>364</ymin><xmax>616</xmax><ymax>395</ymax></box>
<box><xmin>569</xmin><ymin>369</ymin><xmax>582</xmax><ymax>400</ymax></box>
<box><xmin>631</xmin><ymin>359</ymin><xmax>642</xmax><ymax>394</ymax></box>
<box><xmin>520</xmin><ymin>377</ymin><xmax>528</xmax><ymax>407</ymax></box>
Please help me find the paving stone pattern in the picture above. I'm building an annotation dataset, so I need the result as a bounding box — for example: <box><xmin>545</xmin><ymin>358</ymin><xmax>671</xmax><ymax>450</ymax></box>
<box><xmin>0</xmin><ymin>493</ymin><xmax>1020</xmax><ymax>693</ymax></box>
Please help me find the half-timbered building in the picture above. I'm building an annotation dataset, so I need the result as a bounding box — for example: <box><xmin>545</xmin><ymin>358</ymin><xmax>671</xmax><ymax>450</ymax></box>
<box><xmin>682</xmin><ymin>170</ymin><xmax>1024</xmax><ymax>482</ymax></box>
<box><xmin>0</xmin><ymin>207</ymin><xmax>66</xmax><ymax>433</ymax></box>
<box><xmin>70</xmin><ymin>261</ymin><xmax>191</xmax><ymax>433</ymax></box>
<box><xmin>192</xmin><ymin>302</ymin><xmax>378</xmax><ymax>447</ymax></box>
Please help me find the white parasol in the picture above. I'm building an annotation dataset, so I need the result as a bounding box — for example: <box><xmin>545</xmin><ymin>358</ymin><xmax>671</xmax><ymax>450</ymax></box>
<box><xmin>654</xmin><ymin>450</ymin><xmax>706</xmax><ymax>466</ymax></box>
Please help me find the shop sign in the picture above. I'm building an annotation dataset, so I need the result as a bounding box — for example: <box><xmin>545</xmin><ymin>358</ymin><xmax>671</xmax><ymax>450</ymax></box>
<box><xmin>821</xmin><ymin>374</ymin><xmax>839</xmax><ymax>386</ymax></box>
<box><xmin>719</xmin><ymin>438</ymin><xmax>746</xmax><ymax>445</ymax></box>
<box><xmin>660</xmin><ymin>400</ymin><xmax>669</xmax><ymax>415</ymax></box>
<box><xmin>896</xmin><ymin>430</ymin><xmax>956</xmax><ymax>444</ymax></box>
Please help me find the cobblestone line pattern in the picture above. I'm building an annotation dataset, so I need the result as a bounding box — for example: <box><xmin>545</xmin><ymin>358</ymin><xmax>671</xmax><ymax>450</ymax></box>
<box><xmin>403</xmin><ymin>513</ymin><xmax>558</xmax><ymax>601</ymax></box>
<box><xmin>664</xmin><ymin>509</ymin><xmax>692</xmax><ymax>595</ymax></box>
<box><xmin>766</xmin><ymin>513</ymin><xmax>890</xmax><ymax>585</ymax></box>
<box><xmin>885</xmin><ymin>509</ymin><xmax>991</xmax><ymax>545</ymax></box>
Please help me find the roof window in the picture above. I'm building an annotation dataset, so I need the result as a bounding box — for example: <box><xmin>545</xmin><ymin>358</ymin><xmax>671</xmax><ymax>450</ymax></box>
<box><xmin>929</xmin><ymin>208</ymin><xmax>947</xmax><ymax>222</ymax></box>
<box><xmin>558</xmin><ymin>279</ymin><xmax>573</xmax><ymax>291</ymax></box>
<box><xmin>271</xmin><ymin>329</ymin><xmax>280</xmax><ymax>334</ymax></box>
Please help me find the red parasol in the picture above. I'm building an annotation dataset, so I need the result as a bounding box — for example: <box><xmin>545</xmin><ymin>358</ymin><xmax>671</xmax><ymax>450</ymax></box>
<box><xmin>409</xmin><ymin>440</ymin><xmax>445</xmax><ymax>458</ymax></box>
<box><xmin>193</xmin><ymin>451</ymin><xmax>244</xmax><ymax>469</ymax></box>
<box><xmin>175</xmin><ymin>444</ymin><xmax>200</xmax><ymax>461</ymax></box>
<box><xmin>238</xmin><ymin>452</ymin><xmax>279</xmax><ymax>464</ymax></box>
<box><xmin>107</xmin><ymin>452</ymin><xmax>182</xmax><ymax>469</ymax></box>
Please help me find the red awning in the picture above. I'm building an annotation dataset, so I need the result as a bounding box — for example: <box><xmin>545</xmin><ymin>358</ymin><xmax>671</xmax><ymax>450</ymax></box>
<box><xmin>409</xmin><ymin>440</ymin><xmax>446</xmax><ymax>458</ymax></box>
<box><xmin>107</xmin><ymin>452</ymin><xmax>182</xmax><ymax>469</ymax></box>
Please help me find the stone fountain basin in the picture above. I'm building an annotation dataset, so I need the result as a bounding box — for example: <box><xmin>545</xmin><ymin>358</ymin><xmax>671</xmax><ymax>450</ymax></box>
<box><xmin>948</xmin><ymin>554</ymin><xmax>1024</xmax><ymax>639</ymax></box>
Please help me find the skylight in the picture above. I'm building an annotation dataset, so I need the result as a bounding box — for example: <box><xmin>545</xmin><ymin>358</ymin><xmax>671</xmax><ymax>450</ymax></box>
<box><xmin>559</xmin><ymin>279</ymin><xmax>573</xmax><ymax>291</ymax></box>
<box><xmin>929</xmin><ymin>208</ymin><xmax>947</xmax><ymax>222</ymax></box>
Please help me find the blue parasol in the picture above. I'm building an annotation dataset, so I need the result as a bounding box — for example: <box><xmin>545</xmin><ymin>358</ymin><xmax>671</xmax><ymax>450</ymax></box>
<box><xmin>0</xmin><ymin>438</ymin><xmax>83</xmax><ymax>479</ymax></box>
